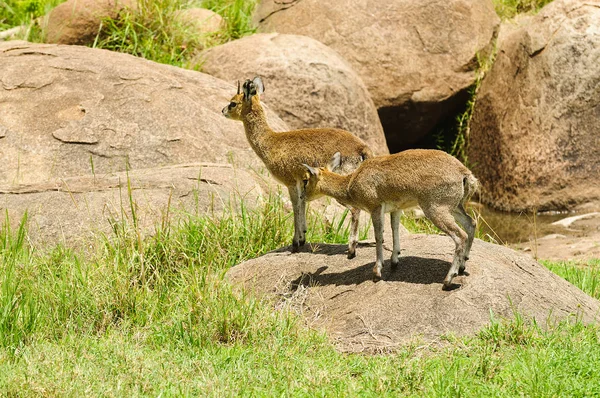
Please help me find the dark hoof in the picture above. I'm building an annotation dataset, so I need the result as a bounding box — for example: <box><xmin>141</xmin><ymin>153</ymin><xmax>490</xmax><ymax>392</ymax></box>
<box><xmin>442</xmin><ymin>283</ymin><xmax>460</xmax><ymax>291</ymax></box>
<box><xmin>299</xmin><ymin>238</ymin><xmax>306</xmax><ymax>246</ymax></box>
<box><xmin>291</xmin><ymin>243</ymin><xmax>300</xmax><ymax>253</ymax></box>
<box><xmin>372</xmin><ymin>273</ymin><xmax>382</xmax><ymax>282</ymax></box>
<box><xmin>459</xmin><ymin>270</ymin><xmax>470</xmax><ymax>276</ymax></box>
<box><xmin>391</xmin><ymin>261</ymin><xmax>399</xmax><ymax>270</ymax></box>
<box><xmin>347</xmin><ymin>251</ymin><xmax>356</xmax><ymax>260</ymax></box>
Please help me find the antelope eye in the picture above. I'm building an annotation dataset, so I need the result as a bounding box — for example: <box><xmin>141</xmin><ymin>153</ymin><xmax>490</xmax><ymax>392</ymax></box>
<box><xmin>229</xmin><ymin>102</ymin><xmax>237</xmax><ymax>108</ymax></box>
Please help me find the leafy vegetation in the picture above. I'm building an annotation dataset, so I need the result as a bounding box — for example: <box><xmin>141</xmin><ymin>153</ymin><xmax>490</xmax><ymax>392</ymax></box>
<box><xmin>493</xmin><ymin>0</ymin><xmax>555</xmax><ymax>20</ymax></box>
<box><xmin>92</xmin><ymin>0</ymin><xmax>258</xmax><ymax>67</ymax></box>
<box><xmin>0</xmin><ymin>0</ymin><xmax>61</xmax><ymax>30</ymax></box>
<box><xmin>543</xmin><ymin>259</ymin><xmax>600</xmax><ymax>299</ymax></box>
<box><xmin>1</xmin><ymin>193</ymin><xmax>599</xmax><ymax>395</ymax></box>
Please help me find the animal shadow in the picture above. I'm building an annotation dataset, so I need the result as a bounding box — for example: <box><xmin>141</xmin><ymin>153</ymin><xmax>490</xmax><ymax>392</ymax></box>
<box><xmin>290</xmin><ymin>255</ymin><xmax>456</xmax><ymax>290</ymax></box>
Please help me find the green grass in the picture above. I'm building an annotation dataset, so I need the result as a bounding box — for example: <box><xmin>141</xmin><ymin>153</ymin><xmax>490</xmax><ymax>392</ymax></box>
<box><xmin>493</xmin><ymin>0</ymin><xmax>555</xmax><ymax>20</ymax></box>
<box><xmin>0</xmin><ymin>0</ymin><xmax>63</xmax><ymax>30</ymax></box>
<box><xmin>91</xmin><ymin>0</ymin><xmax>258</xmax><ymax>67</ymax></box>
<box><xmin>1</xmin><ymin>193</ymin><xmax>599</xmax><ymax>395</ymax></box>
<box><xmin>1</xmin><ymin>0</ymin><xmax>258</xmax><ymax>67</ymax></box>
<box><xmin>543</xmin><ymin>258</ymin><xmax>600</xmax><ymax>299</ymax></box>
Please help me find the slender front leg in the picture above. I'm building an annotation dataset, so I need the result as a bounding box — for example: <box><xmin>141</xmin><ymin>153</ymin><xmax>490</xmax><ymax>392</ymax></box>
<box><xmin>371</xmin><ymin>206</ymin><xmax>385</xmax><ymax>281</ymax></box>
<box><xmin>390</xmin><ymin>211</ymin><xmax>401</xmax><ymax>269</ymax></box>
<box><xmin>347</xmin><ymin>207</ymin><xmax>360</xmax><ymax>259</ymax></box>
<box><xmin>297</xmin><ymin>181</ymin><xmax>307</xmax><ymax>247</ymax></box>
<box><xmin>288</xmin><ymin>184</ymin><xmax>306</xmax><ymax>252</ymax></box>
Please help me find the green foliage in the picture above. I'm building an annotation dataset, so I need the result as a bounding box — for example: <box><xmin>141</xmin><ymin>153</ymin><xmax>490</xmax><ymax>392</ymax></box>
<box><xmin>0</xmin><ymin>0</ymin><xmax>62</xmax><ymax>30</ymax></box>
<box><xmin>543</xmin><ymin>259</ymin><xmax>600</xmax><ymax>300</ymax></box>
<box><xmin>91</xmin><ymin>0</ymin><xmax>258</xmax><ymax>66</ymax></box>
<box><xmin>92</xmin><ymin>0</ymin><xmax>202</xmax><ymax>67</ymax></box>
<box><xmin>1</xmin><ymin>194</ymin><xmax>600</xmax><ymax>394</ymax></box>
<box><xmin>199</xmin><ymin>0</ymin><xmax>258</xmax><ymax>41</ymax></box>
<box><xmin>493</xmin><ymin>0</ymin><xmax>555</xmax><ymax>20</ymax></box>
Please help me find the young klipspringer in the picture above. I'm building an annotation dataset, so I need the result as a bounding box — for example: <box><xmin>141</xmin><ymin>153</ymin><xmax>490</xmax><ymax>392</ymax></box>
<box><xmin>303</xmin><ymin>150</ymin><xmax>478</xmax><ymax>290</ymax></box>
<box><xmin>222</xmin><ymin>77</ymin><xmax>373</xmax><ymax>255</ymax></box>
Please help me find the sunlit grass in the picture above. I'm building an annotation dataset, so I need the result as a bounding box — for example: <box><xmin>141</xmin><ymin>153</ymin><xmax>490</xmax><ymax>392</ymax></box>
<box><xmin>0</xmin><ymin>193</ymin><xmax>599</xmax><ymax>394</ymax></box>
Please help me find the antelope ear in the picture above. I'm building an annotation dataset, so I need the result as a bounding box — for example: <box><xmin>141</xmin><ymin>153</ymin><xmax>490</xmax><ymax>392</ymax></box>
<box><xmin>302</xmin><ymin>163</ymin><xmax>318</xmax><ymax>177</ymax></box>
<box><xmin>252</xmin><ymin>76</ymin><xmax>265</xmax><ymax>95</ymax></box>
<box><xmin>242</xmin><ymin>79</ymin><xmax>256</xmax><ymax>101</ymax></box>
<box><xmin>328</xmin><ymin>152</ymin><xmax>342</xmax><ymax>171</ymax></box>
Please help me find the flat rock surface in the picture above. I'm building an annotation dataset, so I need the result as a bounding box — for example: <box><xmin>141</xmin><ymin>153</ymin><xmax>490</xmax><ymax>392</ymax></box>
<box><xmin>228</xmin><ymin>234</ymin><xmax>600</xmax><ymax>352</ymax></box>
<box><xmin>0</xmin><ymin>163</ymin><xmax>268</xmax><ymax>247</ymax></box>
<box><xmin>513</xmin><ymin>211</ymin><xmax>600</xmax><ymax>262</ymax></box>
<box><xmin>0</xmin><ymin>41</ymin><xmax>287</xmax><ymax>186</ymax></box>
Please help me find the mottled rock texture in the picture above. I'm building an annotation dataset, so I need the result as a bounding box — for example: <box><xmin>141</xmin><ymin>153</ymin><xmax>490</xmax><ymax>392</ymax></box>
<box><xmin>200</xmin><ymin>33</ymin><xmax>389</xmax><ymax>155</ymax></box>
<box><xmin>255</xmin><ymin>0</ymin><xmax>499</xmax><ymax>151</ymax></box>
<box><xmin>229</xmin><ymin>235</ymin><xmax>600</xmax><ymax>352</ymax></box>
<box><xmin>469</xmin><ymin>0</ymin><xmax>600</xmax><ymax>211</ymax></box>
<box><xmin>0</xmin><ymin>41</ymin><xmax>287</xmax><ymax>185</ymax></box>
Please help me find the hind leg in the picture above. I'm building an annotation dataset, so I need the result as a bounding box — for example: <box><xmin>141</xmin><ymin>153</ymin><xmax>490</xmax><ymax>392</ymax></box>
<box><xmin>422</xmin><ymin>204</ymin><xmax>468</xmax><ymax>290</ymax></box>
<box><xmin>347</xmin><ymin>207</ymin><xmax>360</xmax><ymax>259</ymax></box>
<box><xmin>452</xmin><ymin>204</ymin><xmax>476</xmax><ymax>274</ymax></box>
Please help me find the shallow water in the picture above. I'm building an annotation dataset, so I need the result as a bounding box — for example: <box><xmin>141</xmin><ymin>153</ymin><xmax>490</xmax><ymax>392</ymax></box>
<box><xmin>470</xmin><ymin>204</ymin><xmax>571</xmax><ymax>244</ymax></box>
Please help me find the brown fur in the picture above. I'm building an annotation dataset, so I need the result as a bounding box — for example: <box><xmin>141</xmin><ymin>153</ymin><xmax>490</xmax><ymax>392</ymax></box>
<box><xmin>223</xmin><ymin>77</ymin><xmax>373</xmax><ymax>253</ymax></box>
<box><xmin>305</xmin><ymin>149</ymin><xmax>479</xmax><ymax>289</ymax></box>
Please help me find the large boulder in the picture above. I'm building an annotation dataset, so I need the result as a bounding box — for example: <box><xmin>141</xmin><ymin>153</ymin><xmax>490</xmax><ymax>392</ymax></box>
<box><xmin>468</xmin><ymin>0</ymin><xmax>600</xmax><ymax>212</ymax></box>
<box><xmin>173</xmin><ymin>8</ymin><xmax>223</xmax><ymax>35</ymax></box>
<box><xmin>0</xmin><ymin>163</ymin><xmax>268</xmax><ymax>246</ymax></box>
<box><xmin>199</xmin><ymin>33</ymin><xmax>389</xmax><ymax>155</ymax></box>
<box><xmin>45</xmin><ymin>0</ymin><xmax>136</xmax><ymax>45</ymax></box>
<box><xmin>255</xmin><ymin>0</ymin><xmax>499</xmax><ymax>151</ymax></box>
<box><xmin>228</xmin><ymin>235</ymin><xmax>600</xmax><ymax>352</ymax></box>
<box><xmin>0</xmin><ymin>41</ymin><xmax>287</xmax><ymax>186</ymax></box>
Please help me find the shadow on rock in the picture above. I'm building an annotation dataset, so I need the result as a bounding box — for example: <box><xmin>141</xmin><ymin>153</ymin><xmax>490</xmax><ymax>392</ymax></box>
<box><xmin>290</xmin><ymin>255</ymin><xmax>453</xmax><ymax>289</ymax></box>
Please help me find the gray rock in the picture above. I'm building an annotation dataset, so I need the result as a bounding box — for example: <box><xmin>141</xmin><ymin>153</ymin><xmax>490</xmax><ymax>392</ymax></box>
<box><xmin>469</xmin><ymin>0</ymin><xmax>600</xmax><ymax>211</ymax></box>
<box><xmin>254</xmin><ymin>0</ymin><xmax>499</xmax><ymax>151</ymax></box>
<box><xmin>199</xmin><ymin>33</ymin><xmax>389</xmax><ymax>155</ymax></box>
<box><xmin>0</xmin><ymin>163</ymin><xmax>268</xmax><ymax>246</ymax></box>
<box><xmin>173</xmin><ymin>8</ymin><xmax>223</xmax><ymax>35</ymax></box>
<box><xmin>0</xmin><ymin>41</ymin><xmax>287</xmax><ymax>186</ymax></box>
<box><xmin>45</xmin><ymin>0</ymin><xmax>137</xmax><ymax>45</ymax></box>
<box><xmin>228</xmin><ymin>234</ymin><xmax>599</xmax><ymax>352</ymax></box>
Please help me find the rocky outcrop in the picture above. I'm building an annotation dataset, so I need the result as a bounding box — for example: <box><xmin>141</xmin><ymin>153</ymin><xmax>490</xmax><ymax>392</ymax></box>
<box><xmin>468</xmin><ymin>0</ymin><xmax>600</xmax><ymax>212</ymax></box>
<box><xmin>45</xmin><ymin>0</ymin><xmax>136</xmax><ymax>45</ymax></box>
<box><xmin>228</xmin><ymin>235</ymin><xmax>600</xmax><ymax>352</ymax></box>
<box><xmin>199</xmin><ymin>33</ymin><xmax>389</xmax><ymax>155</ymax></box>
<box><xmin>0</xmin><ymin>41</ymin><xmax>287</xmax><ymax>185</ymax></box>
<box><xmin>0</xmin><ymin>41</ymin><xmax>290</xmax><ymax>245</ymax></box>
<box><xmin>173</xmin><ymin>8</ymin><xmax>223</xmax><ymax>35</ymax></box>
<box><xmin>255</xmin><ymin>0</ymin><xmax>499</xmax><ymax>151</ymax></box>
<box><xmin>0</xmin><ymin>163</ymin><xmax>268</xmax><ymax>246</ymax></box>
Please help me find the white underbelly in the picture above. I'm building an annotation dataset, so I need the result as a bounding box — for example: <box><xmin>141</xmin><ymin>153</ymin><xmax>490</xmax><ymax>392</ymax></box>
<box><xmin>382</xmin><ymin>200</ymin><xmax>418</xmax><ymax>213</ymax></box>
